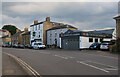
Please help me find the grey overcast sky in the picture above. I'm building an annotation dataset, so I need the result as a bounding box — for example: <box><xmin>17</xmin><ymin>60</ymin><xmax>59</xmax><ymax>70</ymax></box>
<box><xmin>2</xmin><ymin>2</ymin><xmax>118</xmax><ymax>30</ymax></box>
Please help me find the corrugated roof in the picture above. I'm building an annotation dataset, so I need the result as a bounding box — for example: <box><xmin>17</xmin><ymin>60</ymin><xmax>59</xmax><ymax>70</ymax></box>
<box><xmin>88</xmin><ymin>29</ymin><xmax>114</xmax><ymax>34</ymax></box>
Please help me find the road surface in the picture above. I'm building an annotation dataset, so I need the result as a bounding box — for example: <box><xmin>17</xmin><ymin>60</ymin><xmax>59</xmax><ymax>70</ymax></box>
<box><xmin>2</xmin><ymin>48</ymin><xmax>118</xmax><ymax>76</ymax></box>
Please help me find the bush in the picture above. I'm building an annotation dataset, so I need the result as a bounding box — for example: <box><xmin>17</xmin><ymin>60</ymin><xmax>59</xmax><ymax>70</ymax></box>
<box><xmin>110</xmin><ymin>44</ymin><xmax>117</xmax><ymax>53</ymax></box>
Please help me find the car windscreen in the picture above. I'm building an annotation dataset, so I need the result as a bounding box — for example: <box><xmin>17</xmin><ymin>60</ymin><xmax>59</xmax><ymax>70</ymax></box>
<box><xmin>38</xmin><ymin>43</ymin><xmax>43</xmax><ymax>45</ymax></box>
<box><xmin>91</xmin><ymin>43</ymin><xmax>99</xmax><ymax>46</ymax></box>
<box><xmin>34</xmin><ymin>43</ymin><xmax>38</xmax><ymax>45</ymax></box>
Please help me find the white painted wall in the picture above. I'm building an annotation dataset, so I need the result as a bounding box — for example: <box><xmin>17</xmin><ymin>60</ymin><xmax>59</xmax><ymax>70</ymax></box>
<box><xmin>47</xmin><ymin>28</ymin><xmax>68</xmax><ymax>47</ymax></box>
<box><xmin>59</xmin><ymin>38</ymin><xmax>61</xmax><ymax>48</ymax></box>
<box><xmin>30</xmin><ymin>24</ymin><xmax>43</xmax><ymax>44</ymax></box>
<box><xmin>79</xmin><ymin>36</ymin><xmax>101</xmax><ymax>49</ymax></box>
<box><xmin>112</xmin><ymin>29</ymin><xmax>116</xmax><ymax>40</ymax></box>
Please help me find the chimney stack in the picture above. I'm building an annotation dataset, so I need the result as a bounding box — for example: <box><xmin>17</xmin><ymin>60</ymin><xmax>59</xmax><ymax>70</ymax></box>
<box><xmin>24</xmin><ymin>27</ymin><xmax>28</xmax><ymax>32</ymax></box>
<box><xmin>34</xmin><ymin>20</ymin><xmax>38</xmax><ymax>24</ymax></box>
<box><xmin>46</xmin><ymin>17</ymin><xmax>50</xmax><ymax>22</ymax></box>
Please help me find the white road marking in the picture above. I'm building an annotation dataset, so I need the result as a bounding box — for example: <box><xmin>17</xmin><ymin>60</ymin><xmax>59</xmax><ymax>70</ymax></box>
<box><xmin>104</xmin><ymin>68</ymin><xmax>118</xmax><ymax>70</ymax></box>
<box><xmin>81</xmin><ymin>53</ymin><xmax>118</xmax><ymax>60</ymax></box>
<box><xmin>54</xmin><ymin>55</ymin><xmax>68</xmax><ymax>59</ymax></box>
<box><xmin>77</xmin><ymin>61</ymin><xmax>109</xmax><ymax>73</ymax></box>
<box><xmin>54</xmin><ymin>54</ymin><xmax>75</xmax><ymax>59</ymax></box>
<box><xmin>39</xmin><ymin>52</ymin><xmax>50</xmax><ymax>54</ymax></box>
<box><xmin>84</xmin><ymin>60</ymin><xmax>118</xmax><ymax>69</ymax></box>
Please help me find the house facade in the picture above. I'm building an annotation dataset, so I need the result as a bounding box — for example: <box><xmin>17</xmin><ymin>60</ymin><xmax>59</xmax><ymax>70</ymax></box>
<box><xmin>11</xmin><ymin>31</ymin><xmax>24</xmax><ymax>45</ymax></box>
<box><xmin>46</xmin><ymin>25</ymin><xmax>78</xmax><ymax>47</ymax></box>
<box><xmin>0</xmin><ymin>29</ymin><xmax>11</xmax><ymax>45</ymax></box>
<box><xmin>22</xmin><ymin>31</ymin><xmax>30</xmax><ymax>45</ymax></box>
<box><xmin>30</xmin><ymin>17</ymin><xmax>65</xmax><ymax>45</ymax></box>
<box><xmin>60</xmin><ymin>29</ymin><xmax>115</xmax><ymax>50</ymax></box>
<box><xmin>11</xmin><ymin>28</ymin><xmax>29</xmax><ymax>45</ymax></box>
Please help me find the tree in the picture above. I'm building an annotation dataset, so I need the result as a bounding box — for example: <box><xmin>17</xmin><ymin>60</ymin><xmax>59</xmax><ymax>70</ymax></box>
<box><xmin>2</xmin><ymin>25</ymin><xmax>18</xmax><ymax>35</ymax></box>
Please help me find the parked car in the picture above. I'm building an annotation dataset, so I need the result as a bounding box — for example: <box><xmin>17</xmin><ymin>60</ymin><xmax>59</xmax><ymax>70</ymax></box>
<box><xmin>100</xmin><ymin>42</ymin><xmax>114</xmax><ymax>50</ymax></box>
<box><xmin>18</xmin><ymin>44</ymin><xmax>25</xmax><ymax>48</ymax></box>
<box><xmin>25</xmin><ymin>44</ymin><xmax>32</xmax><ymax>49</ymax></box>
<box><xmin>13</xmin><ymin>44</ymin><xmax>19</xmax><ymax>48</ymax></box>
<box><xmin>7</xmin><ymin>45</ymin><xmax>12</xmax><ymax>48</ymax></box>
<box><xmin>2</xmin><ymin>44</ymin><xmax>7</xmax><ymax>47</ymax></box>
<box><xmin>89</xmin><ymin>43</ymin><xmax>101</xmax><ymax>50</ymax></box>
<box><xmin>32</xmin><ymin>42</ymin><xmax>46</xmax><ymax>49</ymax></box>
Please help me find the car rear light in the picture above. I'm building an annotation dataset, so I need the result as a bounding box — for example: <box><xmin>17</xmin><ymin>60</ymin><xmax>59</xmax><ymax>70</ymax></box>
<box><xmin>107</xmin><ymin>45</ymin><xmax>109</xmax><ymax>47</ymax></box>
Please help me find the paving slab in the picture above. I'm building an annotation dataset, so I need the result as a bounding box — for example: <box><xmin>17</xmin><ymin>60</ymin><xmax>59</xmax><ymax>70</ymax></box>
<box><xmin>2</xmin><ymin>53</ymin><xmax>27</xmax><ymax>75</ymax></box>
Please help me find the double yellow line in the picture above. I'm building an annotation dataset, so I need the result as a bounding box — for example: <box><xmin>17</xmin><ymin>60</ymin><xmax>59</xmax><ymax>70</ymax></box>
<box><xmin>3</xmin><ymin>52</ymin><xmax>41</xmax><ymax>77</ymax></box>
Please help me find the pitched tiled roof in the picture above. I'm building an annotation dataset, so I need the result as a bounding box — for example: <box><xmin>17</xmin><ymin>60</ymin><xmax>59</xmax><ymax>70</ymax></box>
<box><xmin>30</xmin><ymin>22</ymin><xmax>44</xmax><ymax>27</ymax></box>
<box><xmin>113</xmin><ymin>14</ymin><xmax>120</xmax><ymax>19</ymax></box>
<box><xmin>22</xmin><ymin>31</ymin><xmax>30</xmax><ymax>35</ymax></box>
<box><xmin>47</xmin><ymin>25</ymin><xmax>77</xmax><ymax>31</ymax></box>
<box><xmin>12</xmin><ymin>31</ymin><xmax>24</xmax><ymax>37</ymax></box>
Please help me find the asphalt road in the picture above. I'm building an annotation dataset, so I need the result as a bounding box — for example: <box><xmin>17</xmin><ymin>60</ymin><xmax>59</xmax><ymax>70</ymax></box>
<box><xmin>2</xmin><ymin>48</ymin><xmax>118</xmax><ymax>76</ymax></box>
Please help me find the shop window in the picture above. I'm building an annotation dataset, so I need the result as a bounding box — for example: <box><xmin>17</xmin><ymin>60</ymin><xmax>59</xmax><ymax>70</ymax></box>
<box><xmin>89</xmin><ymin>38</ymin><xmax>93</xmax><ymax>42</ymax></box>
<box><xmin>95</xmin><ymin>38</ymin><xmax>98</xmax><ymax>42</ymax></box>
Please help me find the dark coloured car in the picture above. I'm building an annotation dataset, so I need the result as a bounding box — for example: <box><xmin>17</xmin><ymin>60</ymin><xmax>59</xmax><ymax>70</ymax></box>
<box><xmin>89</xmin><ymin>43</ymin><xmax>101</xmax><ymax>50</ymax></box>
<box><xmin>2</xmin><ymin>44</ymin><xmax>7</xmax><ymax>47</ymax></box>
<box><xmin>7</xmin><ymin>45</ymin><xmax>12</xmax><ymax>48</ymax></box>
<box><xmin>25</xmin><ymin>44</ymin><xmax>32</xmax><ymax>49</ymax></box>
<box><xmin>18</xmin><ymin>44</ymin><xmax>25</xmax><ymax>48</ymax></box>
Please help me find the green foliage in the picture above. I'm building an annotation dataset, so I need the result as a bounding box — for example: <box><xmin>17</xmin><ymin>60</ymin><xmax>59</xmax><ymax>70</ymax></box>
<box><xmin>2</xmin><ymin>25</ymin><xmax>17</xmax><ymax>35</ymax></box>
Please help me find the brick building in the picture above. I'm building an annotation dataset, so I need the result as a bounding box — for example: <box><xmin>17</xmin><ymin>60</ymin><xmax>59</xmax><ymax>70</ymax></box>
<box><xmin>22</xmin><ymin>31</ymin><xmax>30</xmax><ymax>45</ymax></box>
<box><xmin>11</xmin><ymin>28</ymin><xmax>29</xmax><ymax>45</ymax></box>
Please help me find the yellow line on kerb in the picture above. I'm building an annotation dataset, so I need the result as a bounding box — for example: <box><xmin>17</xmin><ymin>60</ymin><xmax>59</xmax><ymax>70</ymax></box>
<box><xmin>3</xmin><ymin>52</ymin><xmax>41</xmax><ymax>77</ymax></box>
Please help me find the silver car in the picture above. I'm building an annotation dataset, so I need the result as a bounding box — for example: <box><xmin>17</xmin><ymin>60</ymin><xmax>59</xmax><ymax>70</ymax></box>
<box><xmin>32</xmin><ymin>42</ymin><xmax>46</xmax><ymax>49</ymax></box>
<box><xmin>100</xmin><ymin>43</ymin><xmax>113</xmax><ymax>50</ymax></box>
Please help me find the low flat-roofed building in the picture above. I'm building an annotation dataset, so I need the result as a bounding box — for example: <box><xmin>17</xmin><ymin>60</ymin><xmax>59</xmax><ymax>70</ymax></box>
<box><xmin>60</xmin><ymin>29</ymin><xmax>115</xmax><ymax>50</ymax></box>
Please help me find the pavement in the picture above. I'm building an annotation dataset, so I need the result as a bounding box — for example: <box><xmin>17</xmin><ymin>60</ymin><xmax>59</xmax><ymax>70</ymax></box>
<box><xmin>2</xmin><ymin>48</ymin><xmax>119</xmax><ymax>77</ymax></box>
<box><xmin>2</xmin><ymin>52</ymin><xmax>27</xmax><ymax>76</ymax></box>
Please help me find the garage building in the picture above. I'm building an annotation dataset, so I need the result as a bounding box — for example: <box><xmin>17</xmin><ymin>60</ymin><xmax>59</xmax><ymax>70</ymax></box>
<box><xmin>60</xmin><ymin>29</ymin><xmax>114</xmax><ymax>50</ymax></box>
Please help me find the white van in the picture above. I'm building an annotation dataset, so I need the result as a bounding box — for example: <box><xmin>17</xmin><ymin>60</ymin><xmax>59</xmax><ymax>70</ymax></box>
<box><xmin>32</xmin><ymin>42</ymin><xmax>46</xmax><ymax>49</ymax></box>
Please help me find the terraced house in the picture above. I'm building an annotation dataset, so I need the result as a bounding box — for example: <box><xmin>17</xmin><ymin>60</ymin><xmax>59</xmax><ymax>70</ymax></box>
<box><xmin>46</xmin><ymin>25</ymin><xmax>78</xmax><ymax>47</ymax></box>
<box><xmin>30</xmin><ymin>17</ymin><xmax>66</xmax><ymax>45</ymax></box>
